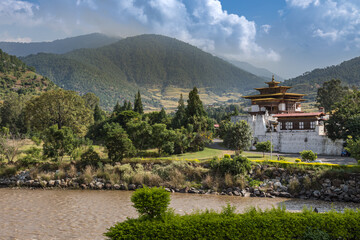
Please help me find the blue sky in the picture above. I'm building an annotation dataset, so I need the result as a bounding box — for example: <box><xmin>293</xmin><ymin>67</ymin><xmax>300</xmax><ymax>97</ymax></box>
<box><xmin>1</xmin><ymin>0</ymin><xmax>360</xmax><ymax>78</ymax></box>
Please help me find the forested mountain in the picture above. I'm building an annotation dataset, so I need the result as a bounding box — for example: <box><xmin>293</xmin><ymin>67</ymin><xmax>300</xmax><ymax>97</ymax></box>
<box><xmin>229</xmin><ymin>60</ymin><xmax>284</xmax><ymax>82</ymax></box>
<box><xmin>0</xmin><ymin>33</ymin><xmax>121</xmax><ymax>57</ymax></box>
<box><xmin>0</xmin><ymin>49</ymin><xmax>56</xmax><ymax>99</ymax></box>
<box><xmin>283</xmin><ymin>56</ymin><xmax>360</xmax><ymax>100</ymax></box>
<box><xmin>22</xmin><ymin>34</ymin><xmax>266</xmax><ymax>109</ymax></box>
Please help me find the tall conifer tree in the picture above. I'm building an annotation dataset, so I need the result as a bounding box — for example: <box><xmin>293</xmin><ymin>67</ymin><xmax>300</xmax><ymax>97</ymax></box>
<box><xmin>172</xmin><ymin>94</ymin><xmax>186</xmax><ymax>129</ymax></box>
<box><xmin>134</xmin><ymin>90</ymin><xmax>144</xmax><ymax>114</ymax></box>
<box><xmin>186</xmin><ymin>87</ymin><xmax>206</xmax><ymax>118</ymax></box>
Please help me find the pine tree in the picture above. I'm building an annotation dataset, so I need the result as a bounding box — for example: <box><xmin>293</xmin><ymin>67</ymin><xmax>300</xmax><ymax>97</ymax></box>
<box><xmin>172</xmin><ymin>94</ymin><xmax>186</xmax><ymax>129</ymax></box>
<box><xmin>113</xmin><ymin>101</ymin><xmax>122</xmax><ymax>114</ymax></box>
<box><xmin>186</xmin><ymin>87</ymin><xmax>206</xmax><ymax>118</ymax></box>
<box><xmin>126</xmin><ymin>101</ymin><xmax>132</xmax><ymax>111</ymax></box>
<box><xmin>158</xmin><ymin>108</ymin><xmax>167</xmax><ymax>124</ymax></box>
<box><xmin>134</xmin><ymin>90</ymin><xmax>144</xmax><ymax>114</ymax></box>
<box><xmin>94</xmin><ymin>104</ymin><xmax>105</xmax><ymax>122</ymax></box>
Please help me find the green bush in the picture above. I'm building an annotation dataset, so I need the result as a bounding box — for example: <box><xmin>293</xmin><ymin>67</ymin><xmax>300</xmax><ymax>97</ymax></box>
<box><xmin>295</xmin><ymin>158</ymin><xmax>302</xmax><ymax>163</ymax></box>
<box><xmin>300</xmin><ymin>150</ymin><xmax>318</xmax><ymax>161</ymax></box>
<box><xmin>211</xmin><ymin>156</ymin><xmax>251</xmax><ymax>176</ymax></box>
<box><xmin>77</xmin><ymin>147</ymin><xmax>101</xmax><ymax>170</ymax></box>
<box><xmin>131</xmin><ymin>186</ymin><xmax>171</xmax><ymax>219</ymax></box>
<box><xmin>105</xmin><ymin>207</ymin><xmax>360</xmax><ymax>239</ymax></box>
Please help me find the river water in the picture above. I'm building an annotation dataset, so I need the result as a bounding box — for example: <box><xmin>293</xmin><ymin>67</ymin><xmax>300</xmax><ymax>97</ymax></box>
<box><xmin>1</xmin><ymin>189</ymin><xmax>360</xmax><ymax>240</ymax></box>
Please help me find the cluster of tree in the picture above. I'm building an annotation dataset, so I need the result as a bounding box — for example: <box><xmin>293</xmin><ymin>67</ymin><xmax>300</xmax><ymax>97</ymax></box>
<box><xmin>87</xmin><ymin>87</ymin><xmax>214</xmax><ymax>161</ymax></box>
<box><xmin>0</xmin><ymin>87</ymin><xmax>215</xmax><ymax>163</ymax></box>
<box><xmin>205</xmin><ymin>104</ymin><xmax>243</xmax><ymax>123</ymax></box>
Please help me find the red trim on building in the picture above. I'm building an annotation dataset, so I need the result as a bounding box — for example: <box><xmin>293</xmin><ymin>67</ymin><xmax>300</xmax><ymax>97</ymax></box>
<box><xmin>273</xmin><ymin>112</ymin><xmax>325</xmax><ymax>118</ymax></box>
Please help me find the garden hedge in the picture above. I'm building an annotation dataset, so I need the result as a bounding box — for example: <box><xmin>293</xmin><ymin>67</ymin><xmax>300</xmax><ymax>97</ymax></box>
<box><xmin>105</xmin><ymin>208</ymin><xmax>360</xmax><ymax>240</ymax></box>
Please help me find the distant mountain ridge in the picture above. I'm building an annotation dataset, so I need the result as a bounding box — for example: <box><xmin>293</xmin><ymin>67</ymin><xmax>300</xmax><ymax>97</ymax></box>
<box><xmin>0</xmin><ymin>33</ymin><xmax>121</xmax><ymax>57</ymax></box>
<box><xmin>228</xmin><ymin>60</ymin><xmax>284</xmax><ymax>82</ymax></box>
<box><xmin>283</xmin><ymin>56</ymin><xmax>360</xmax><ymax>100</ymax></box>
<box><xmin>22</xmin><ymin>34</ymin><xmax>266</xmax><ymax>109</ymax></box>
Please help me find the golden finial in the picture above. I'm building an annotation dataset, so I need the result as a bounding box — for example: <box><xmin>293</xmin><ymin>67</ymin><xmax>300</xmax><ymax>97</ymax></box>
<box><xmin>272</xmin><ymin>75</ymin><xmax>275</xmax><ymax>82</ymax></box>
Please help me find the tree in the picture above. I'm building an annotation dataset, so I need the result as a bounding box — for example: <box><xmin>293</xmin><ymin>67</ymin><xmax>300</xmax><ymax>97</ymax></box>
<box><xmin>126</xmin><ymin>119</ymin><xmax>152</xmax><ymax>150</ymax></box>
<box><xmin>186</xmin><ymin>87</ymin><xmax>206</xmax><ymax>118</ymax></box>
<box><xmin>131</xmin><ymin>186</ymin><xmax>170</xmax><ymax>219</ymax></box>
<box><xmin>223</xmin><ymin>120</ymin><xmax>253</xmax><ymax>153</ymax></box>
<box><xmin>0</xmin><ymin>130</ymin><xmax>24</xmax><ymax>163</ymax></box>
<box><xmin>316</xmin><ymin>79</ymin><xmax>349</xmax><ymax>113</ymax></box>
<box><xmin>114</xmin><ymin>110</ymin><xmax>141</xmax><ymax>129</ymax></box>
<box><xmin>113</xmin><ymin>101</ymin><xmax>122</xmax><ymax>114</ymax></box>
<box><xmin>25</xmin><ymin>89</ymin><xmax>93</xmax><ymax>136</ymax></box>
<box><xmin>82</xmin><ymin>92</ymin><xmax>99</xmax><ymax>111</ymax></box>
<box><xmin>255</xmin><ymin>141</ymin><xmax>273</xmax><ymax>157</ymax></box>
<box><xmin>104</xmin><ymin>123</ymin><xmax>135</xmax><ymax>162</ymax></box>
<box><xmin>42</xmin><ymin>125</ymin><xmax>80</xmax><ymax>161</ymax></box>
<box><xmin>299</xmin><ymin>150</ymin><xmax>317</xmax><ymax>162</ymax></box>
<box><xmin>93</xmin><ymin>104</ymin><xmax>106</xmax><ymax>122</ymax></box>
<box><xmin>151</xmin><ymin>123</ymin><xmax>176</xmax><ymax>155</ymax></box>
<box><xmin>326</xmin><ymin>90</ymin><xmax>360</xmax><ymax>140</ymax></box>
<box><xmin>134</xmin><ymin>90</ymin><xmax>144</xmax><ymax>114</ymax></box>
<box><xmin>0</xmin><ymin>93</ymin><xmax>28</xmax><ymax>133</ymax></box>
<box><xmin>172</xmin><ymin>94</ymin><xmax>186</xmax><ymax>129</ymax></box>
<box><xmin>345</xmin><ymin>136</ymin><xmax>360</xmax><ymax>161</ymax></box>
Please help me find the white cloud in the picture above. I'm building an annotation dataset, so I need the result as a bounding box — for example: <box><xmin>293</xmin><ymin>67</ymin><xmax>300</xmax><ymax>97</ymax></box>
<box><xmin>0</xmin><ymin>0</ymin><xmax>40</xmax><ymax>25</ymax></box>
<box><xmin>261</xmin><ymin>24</ymin><xmax>271</xmax><ymax>34</ymax></box>
<box><xmin>116</xmin><ymin>0</ymin><xmax>279</xmax><ymax>62</ymax></box>
<box><xmin>286</xmin><ymin>0</ymin><xmax>320</xmax><ymax>9</ymax></box>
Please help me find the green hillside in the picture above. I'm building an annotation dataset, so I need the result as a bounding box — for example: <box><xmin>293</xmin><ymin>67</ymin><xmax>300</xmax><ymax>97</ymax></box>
<box><xmin>0</xmin><ymin>49</ymin><xmax>56</xmax><ymax>99</ymax></box>
<box><xmin>0</xmin><ymin>33</ymin><xmax>121</xmax><ymax>57</ymax></box>
<box><xmin>283</xmin><ymin>56</ymin><xmax>360</xmax><ymax>100</ymax></box>
<box><xmin>22</xmin><ymin>34</ymin><xmax>266</xmax><ymax>110</ymax></box>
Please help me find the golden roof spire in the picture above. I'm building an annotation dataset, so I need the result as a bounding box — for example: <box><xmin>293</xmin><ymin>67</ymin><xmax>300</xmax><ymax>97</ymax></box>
<box><xmin>272</xmin><ymin>75</ymin><xmax>275</xmax><ymax>82</ymax></box>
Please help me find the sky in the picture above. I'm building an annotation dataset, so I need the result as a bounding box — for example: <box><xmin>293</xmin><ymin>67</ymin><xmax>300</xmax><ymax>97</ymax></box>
<box><xmin>1</xmin><ymin>0</ymin><xmax>360</xmax><ymax>78</ymax></box>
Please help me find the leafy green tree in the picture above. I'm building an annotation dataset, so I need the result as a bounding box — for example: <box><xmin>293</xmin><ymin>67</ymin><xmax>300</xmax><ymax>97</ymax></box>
<box><xmin>113</xmin><ymin>101</ymin><xmax>122</xmax><ymax>114</ymax></box>
<box><xmin>82</xmin><ymin>92</ymin><xmax>99</xmax><ymax>110</ymax></box>
<box><xmin>104</xmin><ymin>123</ymin><xmax>135</xmax><ymax>162</ymax></box>
<box><xmin>78</xmin><ymin>146</ymin><xmax>102</xmax><ymax>169</ymax></box>
<box><xmin>151</xmin><ymin>123</ymin><xmax>176</xmax><ymax>155</ymax></box>
<box><xmin>186</xmin><ymin>87</ymin><xmax>206</xmax><ymax>118</ymax></box>
<box><xmin>326</xmin><ymin>90</ymin><xmax>360</xmax><ymax>140</ymax></box>
<box><xmin>218</xmin><ymin>120</ymin><xmax>231</xmax><ymax>139</ymax></box>
<box><xmin>93</xmin><ymin>104</ymin><xmax>106</xmax><ymax>122</ymax></box>
<box><xmin>345</xmin><ymin>136</ymin><xmax>360</xmax><ymax>161</ymax></box>
<box><xmin>0</xmin><ymin>93</ymin><xmax>28</xmax><ymax>133</ymax></box>
<box><xmin>316</xmin><ymin>79</ymin><xmax>349</xmax><ymax>112</ymax></box>
<box><xmin>255</xmin><ymin>141</ymin><xmax>273</xmax><ymax>157</ymax></box>
<box><xmin>134</xmin><ymin>90</ymin><xmax>144</xmax><ymax>114</ymax></box>
<box><xmin>126</xmin><ymin>119</ymin><xmax>152</xmax><ymax>150</ymax></box>
<box><xmin>173</xmin><ymin>128</ymin><xmax>191</xmax><ymax>154</ymax></box>
<box><xmin>42</xmin><ymin>125</ymin><xmax>80</xmax><ymax>161</ymax></box>
<box><xmin>131</xmin><ymin>186</ymin><xmax>171</xmax><ymax>219</ymax></box>
<box><xmin>114</xmin><ymin>110</ymin><xmax>141</xmax><ymax>129</ymax></box>
<box><xmin>25</xmin><ymin>89</ymin><xmax>93</xmax><ymax>136</ymax></box>
<box><xmin>223</xmin><ymin>120</ymin><xmax>253</xmax><ymax>153</ymax></box>
<box><xmin>299</xmin><ymin>150</ymin><xmax>317</xmax><ymax>161</ymax></box>
<box><xmin>172</xmin><ymin>94</ymin><xmax>186</xmax><ymax>129</ymax></box>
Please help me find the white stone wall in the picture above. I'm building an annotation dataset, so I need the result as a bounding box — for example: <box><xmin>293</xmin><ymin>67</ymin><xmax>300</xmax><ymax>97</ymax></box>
<box><xmin>231</xmin><ymin>114</ymin><xmax>344</xmax><ymax>155</ymax></box>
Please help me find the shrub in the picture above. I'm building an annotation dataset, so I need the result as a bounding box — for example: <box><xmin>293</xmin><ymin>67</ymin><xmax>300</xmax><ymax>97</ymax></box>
<box><xmin>131</xmin><ymin>186</ymin><xmax>171</xmax><ymax>219</ymax></box>
<box><xmin>255</xmin><ymin>141</ymin><xmax>273</xmax><ymax>157</ymax></box>
<box><xmin>300</xmin><ymin>150</ymin><xmax>318</xmax><ymax>162</ymax></box>
<box><xmin>105</xmin><ymin>207</ymin><xmax>360</xmax><ymax>239</ymax></box>
<box><xmin>77</xmin><ymin>147</ymin><xmax>101</xmax><ymax>170</ymax></box>
<box><xmin>295</xmin><ymin>158</ymin><xmax>302</xmax><ymax>163</ymax></box>
<box><xmin>211</xmin><ymin>156</ymin><xmax>251</xmax><ymax>176</ymax></box>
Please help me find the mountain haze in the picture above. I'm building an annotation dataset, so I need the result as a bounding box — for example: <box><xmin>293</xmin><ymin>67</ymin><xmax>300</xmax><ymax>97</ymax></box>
<box><xmin>0</xmin><ymin>33</ymin><xmax>121</xmax><ymax>57</ymax></box>
<box><xmin>283</xmin><ymin>56</ymin><xmax>360</xmax><ymax>100</ymax></box>
<box><xmin>22</xmin><ymin>34</ymin><xmax>266</xmax><ymax>109</ymax></box>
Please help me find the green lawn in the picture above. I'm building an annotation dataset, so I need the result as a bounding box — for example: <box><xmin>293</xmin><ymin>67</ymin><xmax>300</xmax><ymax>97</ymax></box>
<box><xmin>242</xmin><ymin>151</ymin><xmax>298</xmax><ymax>162</ymax></box>
<box><xmin>162</xmin><ymin>147</ymin><xmax>224</xmax><ymax>160</ymax></box>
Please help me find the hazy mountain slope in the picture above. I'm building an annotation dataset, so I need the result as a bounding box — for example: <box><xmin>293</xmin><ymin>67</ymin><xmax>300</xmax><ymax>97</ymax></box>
<box><xmin>23</xmin><ymin>34</ymin><xmax>266</xmax><ymax>109</ymax></box>
<box><xmin>0</xmin><ymin>49</ymin><xmax>56</xmax><ymax>99</ymax></box>
<box><xmin>0</xmin><ymin>33</ymin><xmax>121</xmax><ymax>57</ymax></box>
<box><xmin>229</xmin><ymin>60</ymin><xmax>284</xmax><ymax>81</ymax></box>
<box><xmin>283</xmin><ymin>56</ymin><xmax>360</xmax><ymax>100</ymax></box>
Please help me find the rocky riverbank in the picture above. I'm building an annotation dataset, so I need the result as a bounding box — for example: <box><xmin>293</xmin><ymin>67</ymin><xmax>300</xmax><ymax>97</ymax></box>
<box><xmin>1</xmin><ymin>164</ymin><xmax>360</xmax><ymax>203</ymax></box>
